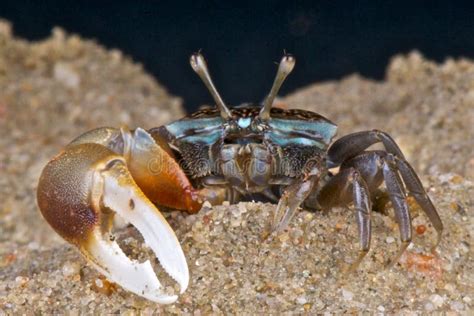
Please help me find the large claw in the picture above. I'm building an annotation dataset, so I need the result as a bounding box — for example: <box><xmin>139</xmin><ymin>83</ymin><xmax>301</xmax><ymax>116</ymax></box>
<box><xmin>37</xmin><ymin>143</ymin><xmax>189</xmax><ymax>304</ymax></box>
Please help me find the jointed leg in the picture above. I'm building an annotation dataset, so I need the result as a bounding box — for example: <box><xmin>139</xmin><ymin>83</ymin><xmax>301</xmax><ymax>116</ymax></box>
<box><xmin>272</xmin><ymin>167</ymin><xmax>321</xmax><ymax>233</ymax></box>
<box><xmin>345</xmin><ymin>151</ymin><xmax>443</xmax><ymax>249</ymax></box>
<box><xmin>342</xmin><ymin>152</ymin><xmax>413</xmax><ymax>266</ymax></box>
<box><xmin>394</xmin><ymin>156</ymin><xmax>443</xmax><ymax>247</ymax></box>
<box><xmin>382</xmin><ymin>154</ymin><xmax>412</xmax><ymax>267</ymax></box>
<box><xmin>315</xmin><ymin>149</ymin><xmax>442</xmax><ymax>270</ymax></box>
<box><xmin>327</xmin><ymin>129</ymin><xmax>442</xmax><ymax>249</ymax></box>
<box><xmin>327</xmin><ymin>129</ymin><xmax>405</xmax><ymax>167</ymax></box>
<box><xmin>316</xmin><ymin>167</ymin><xmax>372</xmax><ymax>271</ymax></box>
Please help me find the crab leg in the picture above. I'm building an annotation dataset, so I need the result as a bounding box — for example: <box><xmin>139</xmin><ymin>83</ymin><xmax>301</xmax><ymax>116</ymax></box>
<box><xmin>394</xmin><ymin>156</ymin><xmax>443</xmax><ymax>247</ymax></box>
<box><xmin>313</xmin><ymin>149</ymin><xmax>442</xmax><ymax>270</ymax></box>
<box><xmin>382</xmin><ymin>154</ymin><xmax>412</xmax><ymax>266</ymax></box>
<box><xmin>271</xmin><ymin>166</ymin><xmax>321</xmax><ymax>233</ymax></box>
<box><xmin>37</xmin><ymin>142</ymin><xmax>189</xmax><ymax>303</ymax></box>
<box><xmin>316</xmin><ymin>168</ymin><xmax>372</xmax><ymax>271</ymax></box>
<box><xmin>327</xmin><ymin>129</ymin><xmax>405</xmax><ymax>167</ymax></box>
<box><xmin>326</xmin><ymin>130</ymin><xmax>442</xmax><ymax>249</ymax></box>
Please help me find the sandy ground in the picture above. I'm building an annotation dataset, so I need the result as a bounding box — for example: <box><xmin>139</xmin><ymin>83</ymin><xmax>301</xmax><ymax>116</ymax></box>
<box><xmin>0</xmin><ymin>20</ymin><xmax>472</xmax><ymax>314</ymax></box>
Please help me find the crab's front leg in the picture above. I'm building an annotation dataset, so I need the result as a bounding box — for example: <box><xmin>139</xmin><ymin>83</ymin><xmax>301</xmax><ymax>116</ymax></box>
<box><xmin>37</xmin><ymin>127</ymin><xmax>210</xmax><ymax>304</ymax></box>
<box><xmin>271</xmin><ymin>160</ymin><xmax>322</xmax><ymax>233</ymax></box>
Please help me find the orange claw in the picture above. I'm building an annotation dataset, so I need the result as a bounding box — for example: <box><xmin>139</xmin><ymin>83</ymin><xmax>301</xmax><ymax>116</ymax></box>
<box><xmin>122</xmin><ymin>128</ymin><xmax>203</xmax><ymax>213</ymax></box>
<box><xmin>37</xmin><ymin>144</ymin><xmax>106</xmax><ymax>244</ymax></box>
<box><xmin>37</xmin><ymin>130</ymin><xmax>191</xmax><ymax>304</ymax></box>
<box><xmin>126</xmin><ymin>128</ymin><xmax>203</xmax><ymax>212</ymax></box>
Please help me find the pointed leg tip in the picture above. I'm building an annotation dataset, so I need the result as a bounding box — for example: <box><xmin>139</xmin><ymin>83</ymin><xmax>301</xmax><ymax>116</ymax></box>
<box><xmin>385</xmin><ymin>241</ymin><xmax>410</xmax><ymax>270</ymax></box>
<box><xmin>384</xmin><ymin>255</ymin><xmax>402</xmax><ymax>270</ymax></box>
<box><xmin>432</xmin><ymin>230</ymin><xmax>443</xmax><ymax>251</ymax></box>
<box><xmin>385</xmin><ymin>259</ymin><xmax>398</xmax><ymax>270</ymax></box>
<box><xmin>343</xmin><ymin>250</ymin><xmax>368</xmax><ymax>275</ymax></box>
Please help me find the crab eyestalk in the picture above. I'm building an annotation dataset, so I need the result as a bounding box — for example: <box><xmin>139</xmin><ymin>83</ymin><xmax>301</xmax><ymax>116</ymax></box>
<box><xmin>190</xmin><ymin>52</ymin><xmax>233</xmax><ymax>120</ymax></box>
<box><xmin>259</xmin><ymin>54</ymin><xmax>296</xmax><ymax>121</ymax></box>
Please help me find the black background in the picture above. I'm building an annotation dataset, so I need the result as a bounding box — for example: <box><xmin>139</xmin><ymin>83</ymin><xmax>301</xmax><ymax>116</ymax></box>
<box><xmin>2</xmin><ymin>1</ymin><xmax>474</xmax><ymax>112</ymax></box>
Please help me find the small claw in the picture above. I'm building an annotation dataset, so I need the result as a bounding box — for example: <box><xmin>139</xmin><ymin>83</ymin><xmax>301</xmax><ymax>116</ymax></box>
<box><xmin>37</xmin><ymin>144</ymin><xmax>189</xmax><ymax>304</ymax></box>
<box><xmin>271</xmin><ymin>192</ymin><xmax>297</xmax><ymax>233</ymax></box>
<box><xmin>271</xmin><ymin>174</ymin><xmax>318</xmax><ymax>233</ymax></box>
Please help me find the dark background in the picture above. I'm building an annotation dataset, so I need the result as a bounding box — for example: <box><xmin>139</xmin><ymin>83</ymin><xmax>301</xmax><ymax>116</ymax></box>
<box><xmin>2</xmin><ymin>1</ymin><xmax>474</xmax><ymax>112</ymax></box>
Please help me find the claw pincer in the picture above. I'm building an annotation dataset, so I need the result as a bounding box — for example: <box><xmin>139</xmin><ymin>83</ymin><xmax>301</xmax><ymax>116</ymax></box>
<box><xmin>37</xmin><ymin>129</ymin><xmax>192</xmax><ymax>304</ymax></box>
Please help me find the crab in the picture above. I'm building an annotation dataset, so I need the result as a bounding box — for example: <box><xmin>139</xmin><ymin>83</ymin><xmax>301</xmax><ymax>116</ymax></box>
<box><xmin>37</xmin><ymin>53</ymin><xmax>443</xmax><ymax>304</ymax></box>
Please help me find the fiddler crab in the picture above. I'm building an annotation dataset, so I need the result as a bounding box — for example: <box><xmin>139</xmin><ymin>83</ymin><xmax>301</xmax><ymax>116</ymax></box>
<box><xmin>37</xmin><ymin>53</ymin><xmax>443</xmax><ymax>304</ymax></box>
